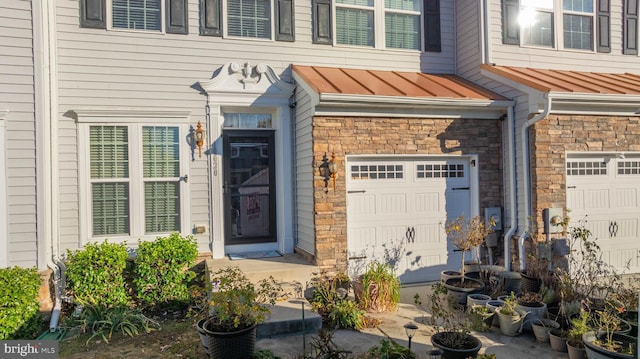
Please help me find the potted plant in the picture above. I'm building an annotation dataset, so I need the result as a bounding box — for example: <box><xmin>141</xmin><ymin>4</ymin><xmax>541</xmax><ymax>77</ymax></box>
<box><xmin>496</xmin><ymin>292</ymin><xmax>528</xmax><ymax>336</ymax></box>
<box><xmin>420</xmin><ymin>282</ymin><xmax>482</xmax><ymax>359</ymax></box>
<box><xmin>566</xmin><ymin>311</ymin><xmax>590</xmax><ymax>359</ymax></box>
<box><xmin>443</xmin><ymin>215</ymin><xmax>492</xmax><ymax>303</ymax></box>
<box><xmin>199</xmin><ymin>266</ymin><xmax>282</xmax><ymax>358</ymax></box>
<box><xmin>531</xmin><ymin>318</ymin><xmax>560</xmax><ymax>342</ymax></box>
<box><xmin>515</xmin><ymin>291</ymin><xmax>547</xmax><ymax>331</ymax></box>
<box><xmin>583</xmin><ymin>307</ymin><xmax>637</xmax><ymax>359</ymax></box>
<box><xmin>353</xmin><ymin>261</ymin><xmax>400</xmax><ymax>313</ymax></box>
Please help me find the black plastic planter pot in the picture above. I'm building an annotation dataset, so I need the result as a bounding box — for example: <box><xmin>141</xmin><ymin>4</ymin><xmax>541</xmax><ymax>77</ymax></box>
<box><xmin>431</xmin><ymin>331</ymin><xmax>482</xmax><ymax>359</ymax></box>
<box><xmin>201</xmin><ymin>320</ymin><xmax>257</xmax><ymax>359</ymax></box>
<box><xmin>582</xmin><ymin>331</ymin><xmax>637</xmax><ymax>359</ymax></box>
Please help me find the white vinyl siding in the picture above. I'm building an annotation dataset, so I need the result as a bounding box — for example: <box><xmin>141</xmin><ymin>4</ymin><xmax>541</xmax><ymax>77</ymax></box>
<box><xmin>111</xmin><ymin>0</ymin><xmax>163</xmax><ymax>31</ymax></box>
<box><xmin>1</xmin><ymin>1</ymin><xmax>38</xmax><ymax>267</ymax></box>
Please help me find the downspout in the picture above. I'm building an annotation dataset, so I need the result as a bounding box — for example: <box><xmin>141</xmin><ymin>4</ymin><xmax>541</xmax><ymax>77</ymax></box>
<box><xmin>289</xmin><ymin>89</ymin><xmax>298</xmax><ymax>249</ymax></box>
<box><xmin>36</xmin><ymin>0</ymin><xmax>63</xmax><ymax>331</ymax></box>
<box><xmin>518</xmin><ymin>97</ymin><xmax>553</xmax><ymax>271</ymax></box>
<box><xmin>503</xmin><ymin>104</ymin><xmax>517</xmax><ymax>271</ymax></box>
<box><xmin>480</xmin><ymin>0</ymin><xmax>491</xmax><ymax>65</ymax></box>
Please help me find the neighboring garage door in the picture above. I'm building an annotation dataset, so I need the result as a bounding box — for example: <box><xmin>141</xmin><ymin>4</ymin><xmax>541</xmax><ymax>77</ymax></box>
<box><xmin>566</xmin><ymin>154</ymin><xmax>640</xmax><ymax>273</ymax></box>
<box><xmin>346</xmin><ymin>157</ymin><xmax>473</xmax><ymax>284</ymax></box>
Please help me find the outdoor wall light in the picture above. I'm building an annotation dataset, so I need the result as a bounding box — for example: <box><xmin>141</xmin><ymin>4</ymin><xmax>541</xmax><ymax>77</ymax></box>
<box><xmin>404</xmin><ymin>323</ymin><xmax>418</xmax><ymax>353</ymax></box>
<box><xmin>318</xmin><ymin>152</ymin><xmax>338</xmax><ymax>193</ymax></box>
<box><xmin>194</xmin><ymin>121</ymin><xmax>205</xmax><ymax>158</ymax></box>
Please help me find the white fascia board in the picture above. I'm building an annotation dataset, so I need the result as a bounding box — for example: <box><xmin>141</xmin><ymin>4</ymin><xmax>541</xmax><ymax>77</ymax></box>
<box><xmin>481</xmin><ymin>68</ymin><xmax>542</xmax><ymax>98</ymax></box>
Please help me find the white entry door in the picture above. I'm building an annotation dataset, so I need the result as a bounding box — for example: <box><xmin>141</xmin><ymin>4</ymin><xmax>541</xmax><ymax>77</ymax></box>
<box><xmin>566</xmin><ymin>154</ymin><xmax>640</xmax><ymax>273</ymax></box>
<box><xmin>346</xmin><ymin>157</ymin><xmax>474</xmax><ymax>283</ymax></box>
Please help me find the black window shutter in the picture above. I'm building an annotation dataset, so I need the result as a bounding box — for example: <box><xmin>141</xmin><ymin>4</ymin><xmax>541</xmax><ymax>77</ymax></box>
<box><xmin>200</xmin><ymin>0</ymin><xmax>222</xmax><ymax>36</ymax></box>
<box><xmin>502</xmin><ymin>0</ymin><xmax>519</xmax><ymax>45</ymax></box>
<box><xmin>596</xmin><ymin>0</ymin><xmax>610</xmax><ymax>52</ymax></box>
<box><xmin>312</xmin><ymin>0</ymin><xmax>332</xmax><ymax>44</ymax></box>
<box><xmin>624</xmin><ymin>0</ymin><xmax>639</xmax><ymax>54</ymax></box>
<box><xmin>167</xmin><ymin>0</ymin><xmax>188</xmax><ymax>34</ymax></box>
<box><xmin>424</xmin><ymin>0</ymin><xmax>441</xmax><ymax>52</ymax></box>
<box><xmin>275</xmin><ymin>0</ymin><xmax>295</xmax><ymax>41</ymax></box>
<box><xmin>80</xmin><ymin>0</ymin><xmax>106</xmax><ymax>29</ymax></box>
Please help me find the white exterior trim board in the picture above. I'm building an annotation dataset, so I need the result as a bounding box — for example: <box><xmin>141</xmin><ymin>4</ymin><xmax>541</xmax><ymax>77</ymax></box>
<box><xmin>0</xmin><ymin>111</ymin><xmax>8</xmax><ymax>268</ymax></box>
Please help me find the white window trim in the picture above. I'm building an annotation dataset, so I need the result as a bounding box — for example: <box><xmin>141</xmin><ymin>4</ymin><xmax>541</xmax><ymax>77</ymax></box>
<box><xmin>76</xmin><ymin>109</ymin><xmax>192</xmax><ymax>245</ymax></box>
<box><xmin>106</xmin><ymin>0</ymin><xmax>166</xmax><ymax>34</ymax></box>
<box><xmin>519</xmin><ymin>0</ymin><xmax>596</xmax><ymax>51</ymax></box>
<box><xmin>333</xmin><ymin>0</ymin><xmax>422</xmax><ymax>51</ymax></box>
<box><xmin>222</xmin><ymin>0</ymin><xmax>275</xmax><ymax>41</ymax></box>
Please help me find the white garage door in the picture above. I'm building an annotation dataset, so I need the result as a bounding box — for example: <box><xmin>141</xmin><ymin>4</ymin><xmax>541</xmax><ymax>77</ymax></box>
<box><xmin>346</xmin><ymin>157</ymin><xmax>473</xmax><ymax>283</ymax></box>
<box><xmin>566</xmin><ymin>154</ymin><xmax>640</xmax><ymax>273</ymax></box>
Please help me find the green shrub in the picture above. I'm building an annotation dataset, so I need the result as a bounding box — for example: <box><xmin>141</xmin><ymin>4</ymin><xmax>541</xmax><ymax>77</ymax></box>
<box><xmin>65</xmin><ymin>240</ymin><xmax>130</xmax><ymax>307</ymax></box>
<box><xmin>328</xmin><ymin>299</ymin><xmax>365</xmax><ymax>330</ymax></box>
<box><xmin>133</xmin><ymin>233</ymin><xmax>198</xmax><ymax>307</ymax></box>
<box><xmin>0</xmin><ymin>267</ymin><xmax>43</xmax><ymax>340</ymax></box>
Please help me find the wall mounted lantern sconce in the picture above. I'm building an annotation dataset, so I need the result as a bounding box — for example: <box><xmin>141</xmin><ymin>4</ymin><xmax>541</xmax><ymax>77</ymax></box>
<box><xmin>319</xmin><ymin>152</ymin><xmax>338</xmax><ymax>193</ymax></box>
<box><xmin>194</xmin><ymin>121</ymin><xmax>205</xmax><ymax>158</ymax></box>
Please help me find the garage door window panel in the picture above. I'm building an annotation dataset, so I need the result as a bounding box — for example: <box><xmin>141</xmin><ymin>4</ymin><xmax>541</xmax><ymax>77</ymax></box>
<box><xmin>350</xmin><ymin>164</ymin><xmax>403</xmax><ymax>180</ymax></box>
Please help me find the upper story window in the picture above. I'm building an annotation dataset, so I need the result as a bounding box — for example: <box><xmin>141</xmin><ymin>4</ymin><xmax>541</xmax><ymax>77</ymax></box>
<box><xmin>503</xmin><ymin>0</ymin><xmax>610</xmax><ymax>52</ymax></box>
<box><xmin>80</xmin><ymin>0</ymin><xmax>189</xmax><ymax>34</ymax></box>
<box><xmin>563</xmin><ymin>0</ymin><xmax>594</xmax><ymax>50</ymax></box>
<box><xmin>112</xmin><ymin>0</ymin><xmax>162</xmax><ymax>31</ymax></box>
<box><xmin>227</xmin><ymin>0</ymin><xmax>272</xmax><ymax>39</ymax></box>
<box><xmin>313</xmin><ymin>0</ymin><xmax>439</xmax><ymax>51</ymax></box>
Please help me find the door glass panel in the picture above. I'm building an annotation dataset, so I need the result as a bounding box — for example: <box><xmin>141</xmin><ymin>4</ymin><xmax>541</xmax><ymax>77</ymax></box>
<box><xmin>225</xmin><ymin>133</ymin><xmax>275</xmax><ymax>243</ymax></box>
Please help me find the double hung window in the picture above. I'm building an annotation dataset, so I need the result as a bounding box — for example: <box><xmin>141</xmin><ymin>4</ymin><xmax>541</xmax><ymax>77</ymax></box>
<box><xmin>80</xmin><ymin>119</ymin><xmax>189</xmax><ymax>242</ymax></box>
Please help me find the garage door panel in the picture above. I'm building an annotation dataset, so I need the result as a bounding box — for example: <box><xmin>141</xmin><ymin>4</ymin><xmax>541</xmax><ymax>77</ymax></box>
<box><xmin>379</xmin><ymin>194</ymin><xmax>407</xmax><ymax>214</ymax></box>
<box><xmin>348</xmin><ymin>227</ymin><xmax>377</xmax><ymax>251</ymax></box>
<box><xmin>617</xmin><ymin>218</ymin><xmax>638</xmax><ymax>238</ymax></box>
<box><xmin>614</xmin><ymin>188</ymin><xmax>637</xmax><ymax>208</ymax></box>
<box><xmin>567</xmin><ymin>190</ymin><xmax>584</xmax><ymax>210</ymax></box>
<box><xmin>584</xmin><ymin>190</ymin><xmax>610</xmax><ymax>210</ymax></box>
<box><xmin>609</xmin><ymin>248</ymin><xmax>638</xmax><ymax>271</ymax></box>
<box><xmin>415</xmin><ymin>192</ymin><xmax>441</xmax><ymax>213</ymax></box>
<box><xmin>349</xmin><ymin>194</ymin><xmax>376</xmax><ymax>215</ymax></box>
<box><xmin>584</xmin><ymin>219</ymin><xmax>611</xmax><ymax>241</ymax></box>
<box><xmin>415</xmin><ymin>223</ymin><xmax>445</xmax><ymax>244</ymax></box>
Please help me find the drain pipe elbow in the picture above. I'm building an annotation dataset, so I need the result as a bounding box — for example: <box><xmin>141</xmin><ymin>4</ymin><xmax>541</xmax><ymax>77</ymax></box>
<box><xmin>46</xmin><ymin>260</ymin><xmax>63</xmax><ymax>332</ymax></box>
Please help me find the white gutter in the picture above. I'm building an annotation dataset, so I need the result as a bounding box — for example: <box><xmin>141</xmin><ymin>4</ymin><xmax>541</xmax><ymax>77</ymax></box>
<box><xmin>503</xmin><ymin>104</ymin><xmax>517</xmax><ymax>271</ymax></box>
<box><xmin>319</xmin><ymin>93</ymin><xmax>514</xmax><ymax>108</ymax></box>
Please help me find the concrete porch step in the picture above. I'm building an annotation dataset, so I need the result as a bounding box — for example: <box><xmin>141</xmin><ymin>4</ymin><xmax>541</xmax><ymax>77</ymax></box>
<box><xmin>257</xmin><ymin>299</ymin><xmax>322</xmax><ymax>339</ymax></box>
<box><xmin>205</xmin><ymin>253</ymin><xmax>322</xmax><ymax>338</ymax></box>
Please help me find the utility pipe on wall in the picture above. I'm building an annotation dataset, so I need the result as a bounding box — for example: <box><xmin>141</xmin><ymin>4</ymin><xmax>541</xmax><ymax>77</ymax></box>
<box><xmin>503</xmin><ymin>104</ymin><xmax>517</xmax><ymax>271</ymax></box>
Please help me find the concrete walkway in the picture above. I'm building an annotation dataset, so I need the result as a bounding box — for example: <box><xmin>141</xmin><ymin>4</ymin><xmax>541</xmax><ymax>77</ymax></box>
<box><xmin>256</xmin><ymin>286</ymin><xmax>568</xmax><ymax>359</ymax></box>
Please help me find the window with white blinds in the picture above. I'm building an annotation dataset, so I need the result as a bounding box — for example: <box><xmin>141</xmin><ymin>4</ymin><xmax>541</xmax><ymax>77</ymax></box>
<box><xmin>89</xmin><ymin>125</ymin><xmax>183</xmax><ymax>237</ymax></box>
<box><xmin>335</xmin><ymin>0</ymin><xmax>421</xmax><ymax>49</ymax></box>
<box><xmin>227</xmin><ymin>0</ymin><xmax>272</xmax><ymax>38</ymax></box>
<box><xmin>112</xmin><ymin>0</ymin><xmax>162</xmax><ymax>31</ymax></box>
<box><xmin>336</xmin><ymin>0</ymin><xmax>375</xmax><ymax>46</ymax></box>
<box><xmin>385</xmin><ymin>0</ymin><xmax>420</xmax><ymax>49</ymax></box>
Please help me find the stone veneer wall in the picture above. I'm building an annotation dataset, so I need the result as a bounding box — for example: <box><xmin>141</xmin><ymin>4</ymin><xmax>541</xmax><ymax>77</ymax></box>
<box><xmin>529</xmin><ymin>115</ymin><xmax>640</xmax><ymax>235</ymax></box>
<box><xmin>311</xmin><ymin>116</ymin><xmax>504</xmax><ymax>270</ymax></box>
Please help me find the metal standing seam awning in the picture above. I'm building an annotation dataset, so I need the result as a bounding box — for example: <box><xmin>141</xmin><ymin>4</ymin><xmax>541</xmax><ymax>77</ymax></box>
<box><xmin>291</xmin><ymin>65</ymin><xmax>513</xmax><ymax>118</ymax></box>
<box><xmin>480</xmin><ymin>64</ymin><xmax>640</xmax><ymax>115</ymax></box>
